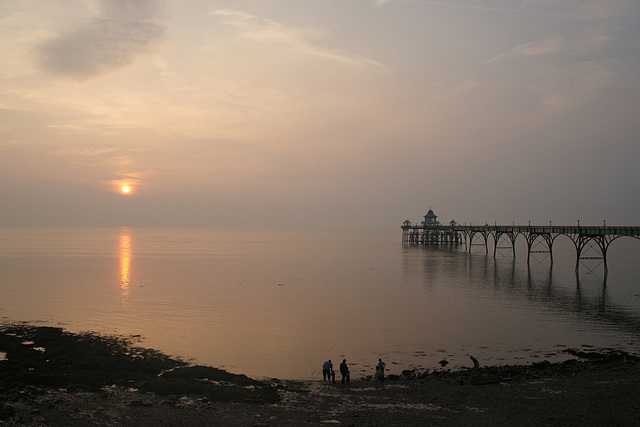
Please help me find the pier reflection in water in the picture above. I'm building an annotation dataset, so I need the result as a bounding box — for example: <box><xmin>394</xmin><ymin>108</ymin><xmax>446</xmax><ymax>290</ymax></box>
<box><xmin>0</xmin><ymin>227</ymin><xmax>639</xmax><ymax>380</ymax></box>
<box><xmin>398</xmin><ymin>237</ymin><xmax>640</xmax><ymax>368</ymax></box>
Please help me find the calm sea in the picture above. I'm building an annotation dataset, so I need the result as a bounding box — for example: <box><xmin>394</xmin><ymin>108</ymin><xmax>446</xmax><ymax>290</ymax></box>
<box><xmin>1</xmin><ymin>227</ymin><xmax>640</xmax><ymax>380</ymax></box>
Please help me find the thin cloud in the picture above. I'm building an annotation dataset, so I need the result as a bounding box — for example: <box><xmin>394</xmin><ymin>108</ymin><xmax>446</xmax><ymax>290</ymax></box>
<box><xmin>482</xmin><ymin>29</ymin><xmax>611</xmax><ymax>66</ymax></box>
<box><xmin>38</xmin><ymin>0</ymin><xmax>165</xmax><ymax>80</ymax></box>
<box><xmin>480</xmin><ymin>35</ymin><xmax>565</xmax><ymax>66</ymax></box>
<box><xmin>210</xmin><ymin>9</ymin><xmax>386</xmax><ymax>70</ymax></box>
<box><xmin>422</xmin><ymin>1</ymin><xmax>563</xmax><ymax>16</ymax></box>
<box><xmin>374</xmin><ymin>0</ymin><xmax>528</xmax><ymax>12</ymax></box>
<box><xmin>50</xmin><ymin>144</ymin><xmax>148</xmax><ymax>193</ymax></box>
<box><xmin>51</xmin><ymin>147</ymin><xmax>118</xmax><ymax>158</ymax></box>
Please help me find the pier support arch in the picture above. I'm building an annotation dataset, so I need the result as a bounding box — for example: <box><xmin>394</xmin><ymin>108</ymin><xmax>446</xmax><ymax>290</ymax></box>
<box><xmin>467</xmin><ymin>230</ymin><xmax>489</xmax><ymax>254</ymax></box>
<box><xmin>570</xmin><ymin>234</ymin><xmax>614</xmax><ymax>274</ymax></box>
<box><xmin>525</xmin><ymin>232</ymin><xmax>558</xmax><ymax>265</ymax></box>
<box><xmin>493</xmin><ymin>231</ymin><xmax>516</xmax><ymax>258</ymax></box>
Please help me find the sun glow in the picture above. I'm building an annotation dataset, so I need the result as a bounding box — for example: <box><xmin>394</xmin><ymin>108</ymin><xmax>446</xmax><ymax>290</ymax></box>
<box><xmin>121</xmin><ymin>185</ymin><xmax>131</xmax><ymax>194</ymax></box>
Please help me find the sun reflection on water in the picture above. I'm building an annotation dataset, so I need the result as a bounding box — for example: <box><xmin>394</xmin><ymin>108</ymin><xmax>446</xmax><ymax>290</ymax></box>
<box><xmin>119</xmin><ymin>228</ymin><xmax>131</xmax><ymax>306</ymax></box>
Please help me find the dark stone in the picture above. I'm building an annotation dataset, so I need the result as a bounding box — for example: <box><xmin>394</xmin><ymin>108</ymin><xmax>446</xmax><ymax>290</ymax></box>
<box><xmin>130</xmin><ymin>400</ymin><xmax>153</xmax><ymax>407</ymax></box>
<box><xmin>471</xmin><ymin>376</ymin><xmax>500</xmax><ymax>385</ymax></box>
<box><xmin>0</xmin><ymin>403</ymin><xmax>15</xmax><ymax>420</ymax></box>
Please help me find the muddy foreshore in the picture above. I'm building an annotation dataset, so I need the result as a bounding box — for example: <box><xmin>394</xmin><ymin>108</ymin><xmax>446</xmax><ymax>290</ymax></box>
<box><xmin>1</xmin><ymin>323</ymin><xmax>640</xmax><ymax>426</ymax></box>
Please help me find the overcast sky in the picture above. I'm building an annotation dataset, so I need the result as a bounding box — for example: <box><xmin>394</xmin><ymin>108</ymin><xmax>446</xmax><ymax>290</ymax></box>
<box><xmin>1</xmin><ymin>0</ymin><xmax>639</xmax><ymax>227</ymax></box>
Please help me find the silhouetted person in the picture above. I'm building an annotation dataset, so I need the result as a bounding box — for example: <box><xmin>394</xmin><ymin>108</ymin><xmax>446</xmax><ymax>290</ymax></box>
<box><xmin>340</xmin><ymin>359</ymin><xmax>350</xmax><ymax>384</ymax></box>
<box><xmin>322</xmin><ymin>360</ymin><xmax>333</xmax><ymax>383</ymax></box>
<box><xmin>330</xmin><ymin>368</ymin><xmax>336</xmax><ymax>384</ymax></box>
<box><xmin>470</xmin><ymin>355</ymin><xmax>479</xmax><ymax>374</ymax></box>
<box><xmin>374</xmin><ymin>365</ymin><xmax>385</xmax><ymax>388</ymax></box>
<box><xmin>377</xmin><ymin>358</ymin><xmax>386</xmax><ymax>375</ymax></box>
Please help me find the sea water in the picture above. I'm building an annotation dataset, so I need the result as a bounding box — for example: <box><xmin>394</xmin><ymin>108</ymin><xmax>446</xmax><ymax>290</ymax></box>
<box><xmin>1</xmin><ymin>226</ymin><xmax>640</xmax><ymax>380</ymax></box>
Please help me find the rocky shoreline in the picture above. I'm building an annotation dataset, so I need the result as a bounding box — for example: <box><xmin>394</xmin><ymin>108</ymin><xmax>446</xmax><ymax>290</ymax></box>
<box><xmin>2</xmin><ymin>323</ymin><xmax>640</xmax><ymax>426</ymax></box>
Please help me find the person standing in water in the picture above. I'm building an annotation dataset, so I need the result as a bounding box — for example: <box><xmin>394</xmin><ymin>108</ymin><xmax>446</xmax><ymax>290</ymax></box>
<box><xmin>322</xmin><ymin>360</ymin><xmax>333</xmax><ymax>384</ymax></box>
<box><xmin>377</xmin><ymin>358</ymin><xmax>386</xmax><ymax>388</ymax></box>
<box><xmin>374</xmin><ymin>365</ymin><xmax>385</xmax><ymax>388</ymax></box>
<box><xmin>470</xmin><ymin>355</ymin><xmax>480</xmax><ymax>374</ymax></box>
<box><xmin>340</xmin><ymin>359</ymin><xmax>350</xmax><ymax>384</ymax></box>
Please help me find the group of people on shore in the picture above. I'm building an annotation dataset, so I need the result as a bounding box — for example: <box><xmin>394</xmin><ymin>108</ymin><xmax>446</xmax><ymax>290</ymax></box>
<box><xmin>322</xmin><ymin>356</ymin><xmax>478</xmax><ymax>385</ymax></box>
<box><xmin>322</xmin><ymin>359</ymin><xmax>351</xmax><ymax>385</ymax></box>
<box><xmin>322</xmin><ymin>358</ymin><xmax>386</xmax><ymax>386</ymax></box>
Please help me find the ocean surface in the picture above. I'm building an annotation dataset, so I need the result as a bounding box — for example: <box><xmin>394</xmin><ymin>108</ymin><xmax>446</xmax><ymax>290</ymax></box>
<box><xmin>1</xmin><ymin>227</ymin><xmax>640</xmax><ymax>380</ymax></box>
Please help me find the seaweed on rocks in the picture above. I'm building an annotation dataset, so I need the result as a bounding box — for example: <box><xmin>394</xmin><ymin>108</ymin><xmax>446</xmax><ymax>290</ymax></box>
<box><xmin>0</xmin><ymin>323</ymin><xmax>279</xmax><ymax>404</ymax></box>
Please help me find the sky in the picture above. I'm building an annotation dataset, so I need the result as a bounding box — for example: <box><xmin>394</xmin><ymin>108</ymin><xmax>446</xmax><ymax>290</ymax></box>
<box><xmin>1</xmin><ymin>0</ymin><xmax>639</xmax><ymax>227</ymax></box>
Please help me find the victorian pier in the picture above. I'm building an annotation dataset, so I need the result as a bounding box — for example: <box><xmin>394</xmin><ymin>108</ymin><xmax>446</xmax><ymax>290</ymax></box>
<box><xmin>402</xmin><ymin>208</ymin><xmax>640</xmax><ymax>273</ymax></box>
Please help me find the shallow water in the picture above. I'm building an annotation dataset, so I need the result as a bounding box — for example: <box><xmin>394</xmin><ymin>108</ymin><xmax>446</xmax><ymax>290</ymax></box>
<box><xmin>1</xmin><ymin>227</ymin><xmax>640</xmax><ymax>380</ymax></box>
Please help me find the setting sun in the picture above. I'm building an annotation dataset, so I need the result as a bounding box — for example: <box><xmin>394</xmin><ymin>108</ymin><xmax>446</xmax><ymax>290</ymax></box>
<box><xmin>121</xmin><ymin>185</ymin><xmax>131</xmax><ymax>194</ymax></box>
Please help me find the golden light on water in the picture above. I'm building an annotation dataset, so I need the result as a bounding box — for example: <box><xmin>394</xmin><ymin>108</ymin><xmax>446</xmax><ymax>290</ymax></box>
<box><xmin>119</xmin><ymin>228</ymin><xmax>131</xmax><ymax>306</ymax></box>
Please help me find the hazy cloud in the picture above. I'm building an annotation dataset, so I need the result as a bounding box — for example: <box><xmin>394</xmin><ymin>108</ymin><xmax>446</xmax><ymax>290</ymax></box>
<box><xmin>1</xmin><ymin>0</ymin><xmax>638</xmax><ymax>226</ymax></box>
<box><xmin>48</xmin><ymin>143</ymin><xmax>149</xmax><ymax>194</ymax></box>
<box><xmin>38</xmin><ymin>0</ymin><xmax>165</xmax><ymax>80</ymax></box>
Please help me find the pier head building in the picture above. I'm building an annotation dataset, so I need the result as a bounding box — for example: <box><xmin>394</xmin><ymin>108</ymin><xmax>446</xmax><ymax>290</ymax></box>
<box><xmin>402</xmin><ymin>207</ymin><xmax>462</xmax><ymax>245</ymax></box>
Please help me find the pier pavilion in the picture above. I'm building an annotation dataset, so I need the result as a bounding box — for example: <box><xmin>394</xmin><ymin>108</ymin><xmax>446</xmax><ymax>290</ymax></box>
<box><xmin>402</xmin><ymin>209</ymin><xmax>640</xmax><ymax>273</ymax></box>
<box><xmin>403</xmin><ymin>208</ymin><xmax>462</xmax><ymax>245</ymax></box>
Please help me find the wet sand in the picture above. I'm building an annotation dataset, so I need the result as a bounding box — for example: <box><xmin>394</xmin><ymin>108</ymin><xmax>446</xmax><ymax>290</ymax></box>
<box><xmin>2</xmin><ymin>323</ymin><xmax>639</xmax><ymax>426</ymax></box>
